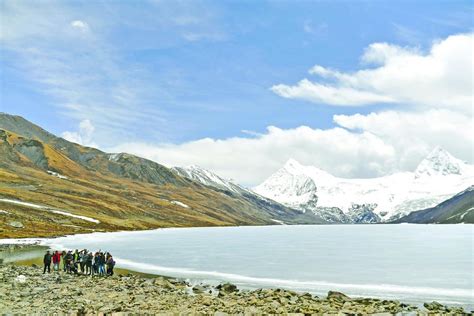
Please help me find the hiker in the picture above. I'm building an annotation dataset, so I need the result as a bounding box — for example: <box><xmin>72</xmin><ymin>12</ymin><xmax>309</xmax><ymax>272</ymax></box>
<box><xmin>61</xmin><ymin>250</ymin><xmax>67</xmax><ymax>271</ymax></box>
<box><xmin>52</xmin><ymin>250</ymin><xmax>61</xmax><ymax>271</ymax></box>
<box><xmin>85</xmin><ymin>252</ymin><xmax>93</xmax><ymax>275</ymax></box>
<box><xmin>65</xmin><ymin>251</ymin><xmax>74</xmax><ymax>274</ymax></box>
<box><xmin>92</xmin><ymin>252</ymin><xmax>100</xmax><ymax>276</ymax></box>
<box><xmin>73</xmin><ymin>249</ymin><xmax>80</xmax><ymax>271</ymax></box>
<box><xmin>79</xmin><ymin>250</ymin><xmax>86</xmax><ymax>273</ymax></box>
<box><xmin>98</xmin><ymin>252</ymin><xmax>106</xmax><ymax>276</ymax></box>
<box><xmin>106</xmin><ymin>255</ymin><xmax>115</xmax><ymax>276</ymax></box>
<box><xmin>43</xmin><ymin>250</ymin><xmax>52</xmax><ymax>274</ymax></box>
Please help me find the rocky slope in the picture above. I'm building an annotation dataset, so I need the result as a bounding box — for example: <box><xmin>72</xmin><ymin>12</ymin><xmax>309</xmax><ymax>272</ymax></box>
<box><xmin>394</xmin><ymin>186</ymin><xmax>474</xmax><ymax>224</ymax></box>
<box><xmin>254</xmin><ymin>149</ymin><xmax>474</xmax><ymax>223</ymax></box>
<box><xmin>0</xmin><ymin>113</ymin><xmax>312</xmax><ymax>238</ymax></box>
<box><xmin>172</xmin><ymin>165</ymin><xmax>327</xmax><ymax>224</ymax></box>
<box><xmin>0</xmin><ymin>264</ymin><xmax>468</xmax><ymax>315</ymax></box>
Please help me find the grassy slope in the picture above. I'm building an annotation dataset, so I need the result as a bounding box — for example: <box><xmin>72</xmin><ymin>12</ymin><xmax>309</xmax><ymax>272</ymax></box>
<box><xmin>393</xmin><ymin>186</ymin><xmax>474</xmax><ymax>224</ymax></box>
<box><xmin>0</xmin><ymin>127</ymin><xmax>278</xmax><ymax>238</ymax></box>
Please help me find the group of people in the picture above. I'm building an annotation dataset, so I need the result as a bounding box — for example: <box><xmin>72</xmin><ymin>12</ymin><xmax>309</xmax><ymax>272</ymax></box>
<box><xmin>43</xmin><ymin>249</ymin><xmax>116</xmax><ymax>277</ymax></box>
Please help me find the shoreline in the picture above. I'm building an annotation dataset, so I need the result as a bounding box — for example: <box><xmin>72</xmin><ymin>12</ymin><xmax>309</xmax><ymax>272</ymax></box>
<box><xmin>1</xmin><ymin>244</ymin><xmax>471</xmax><ymax>314</ymax></box>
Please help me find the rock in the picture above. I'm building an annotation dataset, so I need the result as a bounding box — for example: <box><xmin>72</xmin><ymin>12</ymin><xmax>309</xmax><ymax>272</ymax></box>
<box><xmin>8</xmin><ymin>221</ymin><xmax>24</xmax><ymax>228</ymax></box>
<box><xmin>15</xmin><ymin>275</ymin><xmax>27</xmax><ymax>283</ymax></box>
<box><xmin>31</xmin><ymin>264</ymin><xmax>38</xmax><ymax>268</ymax></box>
<box><xmin>423</xmin><ymin>301</ymin><xmax>445</xmax><ymax>311</ymax></box>
<box><xmin>192</xmin><ymin>285</ymin><xmax>207</xmax><ymax>294</ymax></box>
<box><xmin>327</xmin><ymin>290</ymin><xmax>351</xmax><ymax>302</ymax></box>
<box><xmin>216</xmin><ymin>283</ymin><xmax>238</xmax><ymax>294</ymax></box>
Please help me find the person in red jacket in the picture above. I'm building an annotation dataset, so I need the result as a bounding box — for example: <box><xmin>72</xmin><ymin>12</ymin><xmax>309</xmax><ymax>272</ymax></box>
<box><xmin>52</xmin><ymin>250</ymin><xmax>61</xmax><ymax>272</ymax></box>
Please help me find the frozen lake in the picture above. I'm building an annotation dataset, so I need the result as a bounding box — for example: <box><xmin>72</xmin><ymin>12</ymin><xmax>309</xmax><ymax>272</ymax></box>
<box><xmin>41</xmin><ymin>224</ymin><xmax>473</xmax><ymax>308</ymax></box>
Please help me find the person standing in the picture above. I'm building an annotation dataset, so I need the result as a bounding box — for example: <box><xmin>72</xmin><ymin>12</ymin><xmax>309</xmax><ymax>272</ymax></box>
<box><xmin>65</xmin><ymin>251</ymin><xmax>74</xmax><ymax>274</ymax></box>
<box><xmin>61</xmin><ymin>250</ymin><xmax>67</xmax><ymax>272</ymax></box>
<box><xmin>85</xmin><ymin>252</ymin><xmax>93</xmax><ymax>275</ymax></box>
<box><xmin>52</xmin><ymin>251</ymin><xmax>61</xmax><ymax>272</ymax></box>
<box><xmin>92</xmin><ymin>252</ymin><xmax>99</xmax><ymax>276</ymax></box>
<box><xmin>43</xmin><ymin>250</ymin><xmax>52</xmax><ymax>274</ymax></box>
<box><xmin>106</xmin><ymin>255</ymin><xmax>115</xmax><ymax>276</ymax></box>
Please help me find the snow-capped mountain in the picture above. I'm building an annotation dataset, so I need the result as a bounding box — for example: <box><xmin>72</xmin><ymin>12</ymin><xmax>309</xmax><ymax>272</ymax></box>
<box><xmin>254</xmin><ymin>147</ymin><xmax>474</xmax><ymax>223</ymax></box>
<box><xmin>172</xmin><ymin>165</ymin><xmax>244</xmax><ymax>194</ymax></box>
<box><xmin>171</xmin><ymin>165</ymin><xmax>327</xmax><ymax>225</ymax></box>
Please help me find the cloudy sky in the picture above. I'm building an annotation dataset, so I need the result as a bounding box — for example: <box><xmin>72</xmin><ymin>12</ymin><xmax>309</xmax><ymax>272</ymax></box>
<box><xmin>1</xmin><ymin>0</ymin><xmax>473</xmax><ymax>186</ymax></box>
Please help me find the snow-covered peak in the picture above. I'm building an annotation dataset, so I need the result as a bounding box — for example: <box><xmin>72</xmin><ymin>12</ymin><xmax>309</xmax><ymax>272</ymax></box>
<box><xmin>254</xmin><ymin>147</ymin><xmax>474</xmax><ymax>222</ymax></box>
<box><xmin>282</xmin><ymin>158</ymin><xmax>334</xmax><ymax>181</ymax></box>
<box><xmin>254</xmin><ymin>162</ymin><xmax>318</xmax><ymax>209</ymax></box>
<box><xmin>415</xmin><ymin>147</ymin><xmax>464</xmax><ymax>177</ymax></box>
<box><xmin>172</xmin><ymin>165</ymin><xmax>243</xmax><ymax>193</ymax></box>
<box><xmin>283</xmin><ymin>158</ymin><xmax>304</xmax><ymax>172</ymax></box>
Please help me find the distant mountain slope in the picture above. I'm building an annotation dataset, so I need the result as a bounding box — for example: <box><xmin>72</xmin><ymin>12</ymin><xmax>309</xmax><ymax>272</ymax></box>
<box><xmin>254</xmin><ymin>149</ymin><xmax>474</xmax><ymax>223</ymax></box>
<box><xmin>172</xmin><ymin>165</ymin><xmax>327</xmax><ymax>224</ymax></box>
<box><xmin>0</xmin><ymin>113</ymin><xmax>315</xmax><ymax>238</ymax></box>
<box><xmin>0</xmin><ymin>113</ymin><xmax>185</xmax><ymax>186</ymax></box>
<box><xmin>394</xmin><ymin>186</ymin><xmax>474</xmax><ymax>224</ymax></box>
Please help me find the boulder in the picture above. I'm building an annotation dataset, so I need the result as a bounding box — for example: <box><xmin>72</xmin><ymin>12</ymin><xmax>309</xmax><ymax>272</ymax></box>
<box><xmin>8</xmin><ymin>221</ymin><xmax>24</xmax><ymax>228</ymax></box>
<box><xmin>327</xmin><ymin>290</ymin><xmax>351</xmax><ymax>302</ymax></box>
<box><xmin>423</xmin><ymin>301</ymin><xmax>445</xmax><ymax>311</ymax></box>
<box><xmin>15</xmin><ymin>275</ymin><xmax>27</xmax><ymax>283</ymax></box>
<box><xmin>192</xmin><ymin>285</ymin><xmax>207</xmax><ymax>294</ymax></box>
<box><xmin>216</xmin><ymin>282</ymin><xmax>238</xmax><ymax>294</ymax></box>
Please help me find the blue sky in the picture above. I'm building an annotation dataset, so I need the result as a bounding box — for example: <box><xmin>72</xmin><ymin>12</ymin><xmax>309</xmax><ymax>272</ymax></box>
<box><xmin>1</xmin><ymin>0</ymin><xmax>473</xmax><ymax>185</ymax></box>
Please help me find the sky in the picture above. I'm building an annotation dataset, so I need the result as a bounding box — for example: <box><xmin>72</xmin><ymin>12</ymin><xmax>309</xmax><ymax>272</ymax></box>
<box><xmin>1</xmin><ymin>0</ymin><xmax>473</xmax><ymax>186</ymax></box>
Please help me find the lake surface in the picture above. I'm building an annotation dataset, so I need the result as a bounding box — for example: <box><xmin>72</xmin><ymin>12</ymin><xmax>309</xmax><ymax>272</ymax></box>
<box><xmin>42</xmin><ymin>224</ymin><xmax>473</xmax><ymax>308</ymax></box>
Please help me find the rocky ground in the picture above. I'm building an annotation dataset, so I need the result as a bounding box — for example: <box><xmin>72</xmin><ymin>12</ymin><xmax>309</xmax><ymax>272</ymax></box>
<box><xmin>0</xmin><ymin>264</ymin><xmax>471</xmax><ymax>315</ymax></box>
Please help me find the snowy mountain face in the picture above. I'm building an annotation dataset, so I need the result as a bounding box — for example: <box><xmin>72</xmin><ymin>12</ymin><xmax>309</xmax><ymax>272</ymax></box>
<box><xmin>172</xmin><ymin>165</ymin><xmax>243</xmax><ymax>194</ymax></box>
<box><xmin>254</xmin><ymin>148</ymin><xmax>474</xmax><ymax>223</ymax></box>
<box><xmin>171</xmin><ymin>165</ymin><xmax>327</xmax><ymax>225</ymax></box>
<box><xmin>414</xmin><ymin>146</ymin><xmax>463</xmax><ymax>177</ymax></box>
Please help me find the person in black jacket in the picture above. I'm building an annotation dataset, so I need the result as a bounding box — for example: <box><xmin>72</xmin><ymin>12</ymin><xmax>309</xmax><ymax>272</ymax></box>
<box><xmin>43</xmin><ymin>250</ymin><xmax>52</xmax><ymax>274</ymax></box>
<box><xmin>85</xmin><ymin>252</ymin><xmax>93</xmax><ymax>275</ymax></box>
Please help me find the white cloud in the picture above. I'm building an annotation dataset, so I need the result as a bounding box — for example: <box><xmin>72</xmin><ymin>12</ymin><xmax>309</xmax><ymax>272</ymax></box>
<box><xmin>62</xmin><ymin>119</ymin><xmax>98</xmax><ymax>148</ymax></box>
<box><xmin>272</xmin><ymin>33</ymin><xmax>473</xmax><ymax>112</ymax></box>
<box><xmin>303</xmin><ymin>21</ymin><xmax>328</xmax><ymax>36</ymax></box>
<box><xmin>272</xmin><ymin>79</ymin><xmax>396</xmax><ymax>106</ymax></box>
<box><xmin>109</xmin><ymin>107</ymin><xmax>473</xmax><ymax>187</ymax></box>
<box><xmin>70</xmin><ymin>20</ymin><xmax>89</xmax><ymax>31</ymax></box>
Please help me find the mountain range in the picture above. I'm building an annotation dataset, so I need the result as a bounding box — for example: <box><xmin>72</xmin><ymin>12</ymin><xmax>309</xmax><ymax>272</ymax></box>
<box><xmin>0</xmin><ymin>113</ymin><xmax>472</xmax><ymax>239</ymax></box>
<box><xmin>0</xmin><ymin>113</ymin><xmax>322</xmax><ymax>238</ymax></box>
<box><xmin>254</xmin><ymin>149</ymin><xmax>474</xmax><ymax>223</ymax></box>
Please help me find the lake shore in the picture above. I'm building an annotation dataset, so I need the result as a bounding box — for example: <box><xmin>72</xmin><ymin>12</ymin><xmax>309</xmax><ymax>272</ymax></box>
<box><xmin>0</xmin><ymin>244</ymin><xmax>471</xmax><ymax>315</ymax></box>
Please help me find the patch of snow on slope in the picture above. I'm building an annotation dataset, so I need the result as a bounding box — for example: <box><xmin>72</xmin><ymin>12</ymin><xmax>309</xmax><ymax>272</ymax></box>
<box><xmin>171</xmin><ymin>201</ymin><xmax>190</xmax><ymax>209</ymax></box>
<box><xmin>0</xmin><ymin>198</ymin><xmax>100</xmax><ymax>223</ymax></box>
<box><xmin>271</xmin><ymin>219</ymin><xmax>286</xmax><ymax>225</ymax></box>
<box><xmin>47</xmin><ymin>170</ymin><xmax>68</xmax><ymax>179</ymax></box>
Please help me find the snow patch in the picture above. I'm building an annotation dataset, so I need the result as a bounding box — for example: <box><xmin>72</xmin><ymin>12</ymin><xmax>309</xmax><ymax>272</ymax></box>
<box><xmin>108</xmin><ymin>153</ymin><xmax>120</xmax><ymax>162</ymax></box>
<box><xmin>0</xmin><ymin>198</ymin><xmax>100</xmax><ymax>223</ymax></box>
<box><xmin>47</xmin><ymin>170</ymin><xmax>68</xmax><ymax>179</ymax></box>
<box><xmin>271</xmin><ymin>219</ymin><xmax>286</xmax><ymax>225</ymax></box>
<box><xmin>171</xmin><ymin>201</ymin><xmax>190</xmax><ymax>209</ymax></box>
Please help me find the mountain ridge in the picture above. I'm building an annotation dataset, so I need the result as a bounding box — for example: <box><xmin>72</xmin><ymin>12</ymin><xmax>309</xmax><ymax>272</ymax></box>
<box><xmin>254</xmin><ymin>151</ymin><xmax>474</xmax><ymax>223</ymax></box>
<box><xmin>0</xmin><ymin>113</ymin><xmax>320</xmax><ymax>238</ymax></box>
